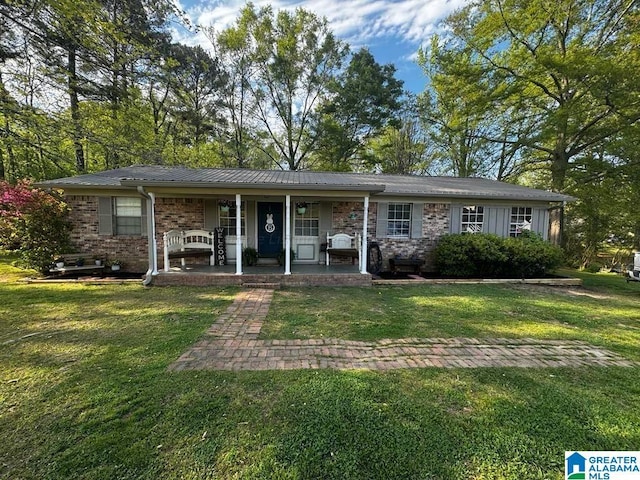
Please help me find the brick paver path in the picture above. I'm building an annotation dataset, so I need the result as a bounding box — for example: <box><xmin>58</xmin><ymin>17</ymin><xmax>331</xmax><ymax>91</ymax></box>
<box><xmin>169</xmin><ymin>289</ymin><xmax>636</xmax><ymax>372</ymax></box>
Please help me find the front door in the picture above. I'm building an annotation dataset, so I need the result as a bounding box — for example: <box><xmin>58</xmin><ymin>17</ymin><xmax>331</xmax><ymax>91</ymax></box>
<box><xmin>257</xmin><ymin>202</ymin><xmax>283</xmax><ymax>257</ymax></box>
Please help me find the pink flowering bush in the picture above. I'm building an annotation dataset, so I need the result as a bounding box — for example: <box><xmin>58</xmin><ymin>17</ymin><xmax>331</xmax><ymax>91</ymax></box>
<box><xmin>0</xmin><ymin>180</ymin><xmax>71</xmax><ymax>273</ymax></box>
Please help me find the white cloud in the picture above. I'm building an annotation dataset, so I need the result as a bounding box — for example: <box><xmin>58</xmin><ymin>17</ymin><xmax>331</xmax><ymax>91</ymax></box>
<box><xmin>176</xmin><ymin>0</ymin><xmax>467</xmax><ymax>46</ymax></box>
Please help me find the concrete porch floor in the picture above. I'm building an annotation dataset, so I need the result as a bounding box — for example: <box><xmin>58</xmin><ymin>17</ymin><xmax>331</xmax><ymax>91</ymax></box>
<box><xmin>153</xmin><ymin>263</ymin><xmax>371</xmax><ymax>287</ymax></box>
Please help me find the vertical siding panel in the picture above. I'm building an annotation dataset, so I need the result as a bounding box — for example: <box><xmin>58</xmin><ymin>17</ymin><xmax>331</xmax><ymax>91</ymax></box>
<box><xmin>319</xmin><ymin>202</ymin><xmax>333</xmax><ymax>238</ymax></box>
<box><xmin>246</xmin><ymin>201</ymin><xmax>256</xmax><ymax>248</ymax></box>
<box><xmin>204</xmin><ymin>199</ymin><xmax>217</xmax><ymax>230</ymax></box>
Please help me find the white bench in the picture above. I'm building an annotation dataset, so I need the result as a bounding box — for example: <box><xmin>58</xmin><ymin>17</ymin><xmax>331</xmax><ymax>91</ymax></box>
<box><xmin>325</xmin><ymin>232</ymin><xmax>361</xmax><ymax>266</ymax></box>
<box><xmin>163</xmin><ymin>229</ymin><xmax>215</xmax><ymax>272</ymax></box>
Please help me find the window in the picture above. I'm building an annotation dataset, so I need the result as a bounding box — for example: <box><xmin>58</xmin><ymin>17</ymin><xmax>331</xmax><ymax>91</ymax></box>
<box><xmin>219</xmin><ymin>202</ymin><xmax>245</xmax><ymax>235</ymax></box>
<box><xmin>386</xmin><ymin>203</ymin><xmax>412</xmax><ymax>238</ymax></box>
<box><xmin>461</xmin><ymin>206</ymin><xmax>484</xmax><ymax>233</ymax></box>
<box><xmin>295</xmin><ymin>202</ymin><xmax>319</xmax><ymax>236</ymax></box>
<box><xmin>114</xmin><ymin>197</ymin><xmax>142</xmax><ymax>235</ymax></box>
<box><xmin>510</xmin><ymin>207</ymin><xmax>532</xmax><ymax>237</ymax></box>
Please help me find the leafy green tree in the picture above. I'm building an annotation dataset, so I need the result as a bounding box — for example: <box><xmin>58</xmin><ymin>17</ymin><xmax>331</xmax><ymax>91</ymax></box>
<box><xmin>425</xmin><ymin>0</ymin><xmax>640</xmax><ymax>191</ymax></box>
<box><xmin>313</xmin><ymin>48</ymin><xmax>404</xmax><ymax>171</ymax></box>
<box><xmin>222</xmin><ymin>4</ymin><xmax>347</xmax><ymax>170</ymax></box>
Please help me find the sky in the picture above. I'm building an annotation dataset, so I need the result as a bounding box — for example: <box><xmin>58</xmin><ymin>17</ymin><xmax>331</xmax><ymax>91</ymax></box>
<box><xmin>172</xmin><ymin>0</ymin><xmax>468</xmax><ymax>94</ymax></box>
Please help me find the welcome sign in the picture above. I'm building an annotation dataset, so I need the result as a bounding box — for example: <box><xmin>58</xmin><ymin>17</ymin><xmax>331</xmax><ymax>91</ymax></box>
<box><xmin>566</xmin><ymin>452</ymin><xmax>640</xmax><ymax>480</ymax></box>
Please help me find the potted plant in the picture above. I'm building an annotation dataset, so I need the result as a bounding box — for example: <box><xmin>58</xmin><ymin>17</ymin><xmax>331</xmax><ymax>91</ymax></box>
<box><xmin>54</xmin><ymin>257</ymin><xmax>65</xmax><ymax>268</ymax></box>
<box><xmin>109</xmin><ymin>259</ymin><xmax>121</xmax><ymax>271</ymax></box>
<box><xmin>296</xmin><ymin>202</ymin><xmax>308</xmax><ymax>215</ymax></box>
<box><xmin>94</xmin><ymin>258</ymin><xmax>103</xmax><ymax>266</ymax></box>
<box><xmin>277</xmin><ymin>248</ymin><xmax>296</xmax><ymax>266</ymax></box>
<box><xmin>219</xmin><ymin>199</ymin><xmax>232</xmax><ymax>213</ymax></box>
<box><xmin>242</xmin><ymin>247</ymin><xmax>259</xmax><ymax>267</ymax></box>
<box><xmin>76</xmin><ymin>257</ymin><xmax>85</xmax><ymax>266</ymax></box>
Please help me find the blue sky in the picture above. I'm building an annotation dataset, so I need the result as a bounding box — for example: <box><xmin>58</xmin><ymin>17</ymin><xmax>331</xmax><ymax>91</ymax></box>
<box><xmin>172</xmin><ymin>0</ymin><xmax>468</xmax><ymax>93</ymax></box>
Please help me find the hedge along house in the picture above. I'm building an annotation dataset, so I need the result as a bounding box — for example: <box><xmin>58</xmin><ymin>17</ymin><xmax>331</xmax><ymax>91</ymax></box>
<box><xmin>38</xmin><ymin>165</ymin><xmax>573</xmax><ymax>286</ymax></box>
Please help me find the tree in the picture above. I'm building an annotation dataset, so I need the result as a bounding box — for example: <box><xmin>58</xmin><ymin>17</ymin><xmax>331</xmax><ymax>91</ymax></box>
<box><xmin>208</xmin><ymin>15</ymin><xmax>258</xmax><ymax>168</ymax></box>
<box><xmin>425</xmin><ymin>0</ymin><xmax>640</xmax><ymax>191</ymax></box>
<box><xmin>220</xmin><ymin>4</ymin><xmax>347</xmax><ymax>170</ymax></box>
<box><xmin>364</xmin><ymin>97</ymin><xmax>431</xmax><ymax>175</ymax></box>
<box><xmin>313</xmin><ymin>48</ymin><xmax>404</xmax><ymax>171</ymax></box>
<box><xmin>164</xmin><ymin>44</ymin><xmax>225</xmax><ymax>148</ymax></box>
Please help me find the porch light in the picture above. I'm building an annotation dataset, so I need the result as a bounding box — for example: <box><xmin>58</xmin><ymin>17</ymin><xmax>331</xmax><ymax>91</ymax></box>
<box><xmin>296</xmin><ymin>202</ymin><xmax>308</xmax><ymax>214</ymax></box>
<box><xmin>218</xmin><ymin>199</ymin><xmax>233</xmax><ymax>212</ymax></box>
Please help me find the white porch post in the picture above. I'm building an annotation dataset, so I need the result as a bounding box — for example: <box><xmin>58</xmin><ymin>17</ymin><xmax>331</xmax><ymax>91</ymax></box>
<box><xmin>284</xmin><ymin>195</ymin><xmax>291</xmax><ymax>275</ymax></box>
<box><xmin>235</xmin><ymin>193</ymin><xmax>242</xmax><ymax>275</ymax></box>
<box><xmin>149</xmin><ymin>192</ymin><xmax>158</xmax><ymax>275</ymax></box>
<box><xmin>361</xmin><ymin>196</ymin><xmax>369</xmax><ymax>274</ymax></box>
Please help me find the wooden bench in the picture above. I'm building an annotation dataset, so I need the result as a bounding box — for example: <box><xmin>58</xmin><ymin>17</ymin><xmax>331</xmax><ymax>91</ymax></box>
<box><xmin>49</xmin><ymin>253</ymin><xmax>106</xmax><ymax>274</ymax></box>
<box><xmin>388</xmin><ymin>257</ymin><xmax>424</xmax><ymax>274</ymax></box>
<box><xmin>325</xmin><ymin>232</ymin><xmax>361</xmax><ymax>266</ymax></box>
<box><xmin>163</xmin><ymin>229</ymin><xmax>215</xmax><ymax>271</ymax></box>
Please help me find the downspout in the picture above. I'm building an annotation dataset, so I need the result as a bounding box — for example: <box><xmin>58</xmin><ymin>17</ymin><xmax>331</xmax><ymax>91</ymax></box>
<box><xmin>137</xmin><ymin>186</ymin><xmax>158</xmax><ymax>286</ymax></box>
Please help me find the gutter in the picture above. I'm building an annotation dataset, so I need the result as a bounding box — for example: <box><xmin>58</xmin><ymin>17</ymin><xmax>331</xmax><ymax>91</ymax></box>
<box><xmin>136</xmin><ymin>186</ymin><xmax>158</xmax><ymax>286</ymax></box>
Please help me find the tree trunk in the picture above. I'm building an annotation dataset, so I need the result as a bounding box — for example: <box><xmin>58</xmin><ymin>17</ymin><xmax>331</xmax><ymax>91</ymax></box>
<box><xmin>68</xmin><ymin>46</ymin><xmax>85</xmax><ymax>173</ymax></box>
<box><xmin>0</xmin><ymin>71</ymin><xmax>15</xmax><ymax>181</ymax></box>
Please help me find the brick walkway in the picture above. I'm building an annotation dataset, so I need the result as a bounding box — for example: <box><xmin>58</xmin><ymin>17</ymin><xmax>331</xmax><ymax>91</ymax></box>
<box><xmin>169</xmin><ymin>289</ymin><xmax>635</xmax><ymax>372</ymax></box>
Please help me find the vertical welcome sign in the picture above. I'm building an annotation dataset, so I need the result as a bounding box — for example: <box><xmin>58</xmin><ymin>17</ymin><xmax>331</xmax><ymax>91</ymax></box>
<box><xmin>214</xmin><ymin>227</ymin><xmax>226</xmax><ymax>266</ymax></box>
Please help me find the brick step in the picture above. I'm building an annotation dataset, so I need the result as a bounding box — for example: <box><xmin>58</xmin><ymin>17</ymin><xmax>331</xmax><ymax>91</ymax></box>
<box><xmin>242</xmin><ymin>282</ymin><xmax>281</xmax><ymax>289</ymax></box>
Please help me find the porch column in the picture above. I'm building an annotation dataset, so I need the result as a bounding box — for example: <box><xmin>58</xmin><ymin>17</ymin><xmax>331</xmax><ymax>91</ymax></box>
<box><xmin>361</xmin><ymin>196</ymin><xmax>369</xmax><ymax>274</ymax></box>
<box><xmin>235</xmin><ymin>193</ymin><xmax>242</xmax><ymax>275</ymax></box>
<box><xmin>284</xmin><ymin>194</ymin><xmax>291</xmax><ymax>275</ymax></box>
<box><xmin>149</xmin><ymin>192</ymin><xmax>158</xmax><ymax>275</ymax></box>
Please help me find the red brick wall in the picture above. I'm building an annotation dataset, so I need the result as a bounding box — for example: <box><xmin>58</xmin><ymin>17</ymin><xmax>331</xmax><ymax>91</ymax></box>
<box><xmin>65</xmin><ymin>195</ymin><xmax>206</xmax><ymax>272</ymax></box>
<box><xmin>331</xmin><ymin>201</ymin><xmax>449</xmax><ymax>271</ymax></box>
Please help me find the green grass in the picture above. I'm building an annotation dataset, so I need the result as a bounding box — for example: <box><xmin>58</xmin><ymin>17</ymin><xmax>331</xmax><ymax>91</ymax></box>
<box><xmin>1</xmin><ymin>254</ymin><xmax>639</xmax><ymax>479</ymax></box>
<box><xmin>261</xmin><ymin>270</ymin><xmax>640</xmax><ymax>361</ymax></box>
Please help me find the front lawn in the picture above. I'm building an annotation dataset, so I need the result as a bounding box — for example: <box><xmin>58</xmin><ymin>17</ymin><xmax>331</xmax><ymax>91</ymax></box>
<box><xmin>1</xmin><ymin>255</ymin><xmax>639</xmax><ymax>479</ymax></box>
<box><xmin>261</xmin><ymin>270</ymin><xmax>640</xmax><ymax>362</ymax></box>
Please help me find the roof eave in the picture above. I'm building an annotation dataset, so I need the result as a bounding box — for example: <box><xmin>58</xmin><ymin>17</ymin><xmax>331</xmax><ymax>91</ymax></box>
<box><xmin>119</xmin><ymin>179</ymin><xmax>386</xmax><ymax>194</ymax></box>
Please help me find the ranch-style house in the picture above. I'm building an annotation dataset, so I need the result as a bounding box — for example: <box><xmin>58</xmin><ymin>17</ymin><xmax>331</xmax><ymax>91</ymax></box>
<box><xmin>38</xmin><ymin>165</ymin><xmax>573</xmax><ymax>286</ymax></box>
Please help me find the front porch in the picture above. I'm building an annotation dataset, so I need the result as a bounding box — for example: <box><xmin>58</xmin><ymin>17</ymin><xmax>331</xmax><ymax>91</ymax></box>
<box><xmin>152</xmin><ymin>264</ymin><xmax>371</xmax><ymax>287</ymax></box>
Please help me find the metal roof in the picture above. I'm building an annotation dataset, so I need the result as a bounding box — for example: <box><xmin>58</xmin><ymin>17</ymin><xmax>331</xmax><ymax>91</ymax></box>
<box><xmin>37</xmin><ymin>165</ymin><xmax>573</xmax><ymax>202</ymax></box>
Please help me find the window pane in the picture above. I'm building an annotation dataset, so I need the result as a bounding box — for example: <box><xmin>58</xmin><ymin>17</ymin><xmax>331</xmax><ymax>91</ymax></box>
<box><xmin>294</xmin><ymin>202</ymin><xmax>319</xmax><ymax>236</ymax></box>
<box><xmin>114</xmin><ymin>197</ymin><xmax>142</xmax><ymax>235</ymax></box>
<box><xmin>386</xmin><ymin>203</ymin><xmax>411</xmax><ymax>237</ymax></box>
<box><xmin>115</xmin><ymin>197</ymin><xmax>142</xmax><ymax>217</ymax></box>
<box><xmin>219</xmin><ymin>202</ymin><xmax>246</xmax><ymax>235</ymax></box>
<box><xmin>461</xmin><ymin>206</ymin><xmax>484</xmax><ymax>233</ymax></box>
<box><xmin>509</xmin><ymin>207</ymin><xmax>532</xmax><ymax>237</ymax></box>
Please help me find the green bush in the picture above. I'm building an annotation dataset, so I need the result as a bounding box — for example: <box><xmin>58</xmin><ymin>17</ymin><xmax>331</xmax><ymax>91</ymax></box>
<box><xmin>433</xmin><ymin>232</ymin><xmax>563</xmax><ymax>278</ymax></box>
<box><xmin>0</xmin><ymin>180</ymin><xmax>71</xmax><ymax>273</ymax></box>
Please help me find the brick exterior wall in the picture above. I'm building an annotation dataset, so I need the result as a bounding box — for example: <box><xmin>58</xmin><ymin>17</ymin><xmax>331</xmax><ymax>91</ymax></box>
<box><xmin>66</xmin><ymin>196</ymin><xmax>148</xmax><ymax>271</ymax></box>
<box><xmin>154</xmin><ymin>198</ymin><xmax>208</xmax><ymax>269</ymax></box>
<box><xmin>376</xmin><ymin>203</ymin><xmax>449</xmax><ymax>272</ymax></box>
<box><xmin>66</xmin><ymin>196</ymin><xmax>206</xmax><ymax>272</ymax></box>
<box><xmin>331</xmin><ymin>201</ymin><xmax>450</xmax><ymax>271</ymax></box>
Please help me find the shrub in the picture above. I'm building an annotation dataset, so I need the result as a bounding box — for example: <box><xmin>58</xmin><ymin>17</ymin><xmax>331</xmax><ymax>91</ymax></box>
<box><xmin>0</xmin><ymin>180</ymin><xmax>72</xmax><ymax>273</ymax></box>
<box><xmin>242</xmin><ymin>247</ymin><xmax>259</xmax><ymax>266</ymax></box>
<box><xmin>433</xmin><ymin>232</ymin><xmax>563</xmax><ymax>278</ymax></box>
